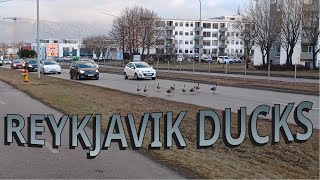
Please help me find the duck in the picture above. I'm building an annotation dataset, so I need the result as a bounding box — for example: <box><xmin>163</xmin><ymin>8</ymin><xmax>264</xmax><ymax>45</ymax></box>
<box><xmin>170</xmin><ymin>84</ymin><xmax>176</xmax><ymax>91</ymax></box>
<box><xmin>144</xmin><ymin>86</ymin><xmax>147</xmax><ymax>93</ymax></box>
<box><xmin>195</xmin><ymin>83</ymin><xmax>200</xmax><ymax>91</ymax></box>
<box><xmin>137</xmin><ymin>85</ymin><xmax>141</xmax><ymax>92</ymax></box>
<box><xmin>157</xmin><ymin>83</ymin><xmax>160</xmax><ymax>90</ymax></box>
<box><xmin>210</xmin><ymin>83</ymin><xmax>218</xmax><ymax>93</ymax></box>
<box><xmin>189</xmin><ymin>86</ymin><xmax>196</xmax><ymax>93</ymax></box>
<box><xmin>182</xmin><ymin>85</ymin><xmax>186</xmax><ymax>93</ymax></box>
<box><xmin>167</xmin><ymin>89</ymin><xmax>173</xmax><ymax>95</ymax></box>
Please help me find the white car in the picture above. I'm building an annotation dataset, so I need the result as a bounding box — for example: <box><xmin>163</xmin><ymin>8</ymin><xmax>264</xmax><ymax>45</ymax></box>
<box><xmin>217</xmin><ymin>56</ymin><xmax>234</xmax><ymax>64</ymax></box>
<box><xmin>40</xmin><ymin>60</ymin><xmax>61</xmax><ymax>74</ymax></box>
<box><xmin>4</xmin><ymin>59</ymin><xmax>12</xmax><ymax>64</ymax></box>
<box><xmin>124</xmin><ymin>62</ymin><xmax>156</xmax><ymax>80</ymax></box>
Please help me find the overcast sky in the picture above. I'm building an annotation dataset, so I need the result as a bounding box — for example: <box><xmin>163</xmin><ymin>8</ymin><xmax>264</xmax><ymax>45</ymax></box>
<box><xmin>0</xmin><ymin>0</ymin><xmax>242</xmax><ymax>43</ymax></box>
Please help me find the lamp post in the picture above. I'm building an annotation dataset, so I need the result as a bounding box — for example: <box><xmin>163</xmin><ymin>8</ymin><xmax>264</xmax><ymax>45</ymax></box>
<box><xmin>37</xmin><ymin>0</ymin><xmax>40</xmax><ymax>79</ymax></box>
<box><xmin>198</xmin><ymin>0</ymin><xmax>202</xmax><ymax>66</ymax></box>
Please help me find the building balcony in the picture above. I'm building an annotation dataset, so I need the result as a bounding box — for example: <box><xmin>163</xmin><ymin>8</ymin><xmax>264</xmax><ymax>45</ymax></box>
<box><xmin>195</xmin><ymin>35</ymin><xmax>203</xmax><ymax>40</ymax></box>
<box><xmin>195</xmin><ymin>27</ymin><xmax>204</xmax><ymax>31</ymax></box>
<box><xmin>301</xmin><ymin>52</ymin><xmax>313</xmax><ymax>60</ymax></box>
<box><xmin>219</xmin><ymin>36</ymin><xmax>227</xmax><ymax>41</ymax></box>
<box><xmin>219</xmin><ymin>27</ymin><xmax>228</xmax><ymax>32</ymax></box>
<box><xmin>166</xmin><ymin>35</ymin><xmax>175</xmax><ymax>39</ymax></box>
<box><xmin>195</xmin><ymin>44</ymin><xmax>203</xmax><ymax>49</ymax></box>
<box><xmin>219</xmin><ymin>44</ymin><xmax>227</xmax><ymax>49</ymax></box>
<box><xmin>166</xmin><ymin>26</ymin><xmax>175</xmax><ymax>30</ymax></box>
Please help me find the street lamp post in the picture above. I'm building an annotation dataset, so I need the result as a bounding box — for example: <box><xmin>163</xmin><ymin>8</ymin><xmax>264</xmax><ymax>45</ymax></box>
<box><xmin>198</xmin><ymin>0</ymin><xmax>202</xmax><ymax>66</ymax></box>
<box><xmin>37</xmin><ymin>0</ymin><xmax>40</xmax><ymax>79</ymax></box>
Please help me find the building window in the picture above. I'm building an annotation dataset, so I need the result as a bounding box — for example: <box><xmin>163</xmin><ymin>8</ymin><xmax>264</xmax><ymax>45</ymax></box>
<box><xmin>175</xmin><ymin>22</ymin><xmax>178</xmax><ymax>26</ymax></box>
<box><xmin>185</xmin><ymin>41</ymin><xmax>189</xmax><ymax>45</ymax></box>
<box><xmin>185</xmin><ymin>22</ymin><xmax>189</xmax><ymax>27</ymax></box>
<box><xmin>190</xmin><ymin>31</ymin><xmax>194</xmax><ymax>36</ymax></box>
<box><xmin>179</xmin><ymin>22</ymin><xmax>183</xmax><ymax>27</ymax></box>
<box><xmin>308</xmin><ymin>46</ymin><xmax>312</xmax><ymax>54</ymax></box>
<box><xmin>190</xmin><ymin>22</ymin><xmax>194</xmax><ymax>27</ymax></box>
<box><xmin>220</xmin><ymin>23</ymin><xmax>226</xmax><ymax>28</ymax></box>
<box><xmin>185</xmin><ymin>32</ymin><xmax>189</xmax><ymax>36</ymax></box>
<box><xmin>212</xmin><ymin>40</ymin><xmax>218</xmax><ymax>46</ymax></box>
<box><xmin>213</xmin><ymin>23</ymin><xmax>218</xmax><ymax>29</ymax></box>
<box><xmin>203</xmin><ymin>23</ymin><xmax>211</xmax><ymax>29</ymax></box>
<box><xmin>179</xmin><ymin>49</ymin><xmax>183</xmax><ymax>53</ymax></box>
<box><xmin>179</xmin><ymin>31</ymin><xmax>183</xmax><ymax>36</ymax></box>
<box><xmin>179</xmin><ymin>40</ymin><xmax>183</xmax><ymax>44</ymax></box>
<box><xmin>185</xmin><ymin>49</ymin><xmax>189</xmax><ymax>53</ymax></box>
<box><xmin>212</xmin><ymin>32</ymin><xmax>218</xmax><ymax>37</ymax></box>
<box><xmin>203</xmin><ymin>40</ymin><xmax>211</xmax><ymax>46</ymax></box>
<box><xmin>203</xmin><ymin>32</ymin><xmax>211</xmax><ymax>37</ymax></box>
<box><xmin>190</xmin><ymin>50</ymin><xmax>193</xmax><ymax>53</ymax></box>
<box><xmin>175</xmin><ymin>31</ymin><xmax>178</xmax><ymax>35</ymax></box>
<box><xmin>231</xmin><ymin>40</ymin><xmax>235</xmax><ymax>45</ymax></box>
<box><xmin>190</xmin><ymin>40</ymin><xmax>193</xmax><ymax>45</ymax></box>
<box><xmin>227</xmin><ymin>32</ymin><xmax>230</xmax><ymax>36</ymax></box>
<box><xmin>231</xmin><ymin>32</ymin><xmax>235</xmax><ymax>36</ymax></box>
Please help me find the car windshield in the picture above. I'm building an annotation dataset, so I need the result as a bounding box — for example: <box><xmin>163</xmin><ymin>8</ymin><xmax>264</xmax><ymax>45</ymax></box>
<box><xmin>14</xmin><ymin>60</ymin><xmax>22</xmax><ymax>63</ymax></box>
<box><xmin>135</xmin><ymin>63</ymin><xmax>150</xmax><ymax>68</ymax></box>
<box><xmin>224</xmin><ymin>57</ymin><xmax>230</xmax><ymax>59</ymax></box>
<box><xmin>28</xmin><ymin>60</ymin><xmax>37</xmax><ymax>64</ymax></box>
<box><xmin>44</xmin><ymin>61</ymin><xmax>58</xmax><ymax>65</ymax></box>
<box><xmin>78</xmin><ymin>63</ymin><xmax>94</xmax><ymax>68</ymax></box>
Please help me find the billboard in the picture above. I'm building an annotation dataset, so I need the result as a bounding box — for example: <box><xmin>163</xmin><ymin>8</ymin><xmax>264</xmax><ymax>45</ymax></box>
<box><xmin>46</xmin><ymin>44</ymin><xmax>59</xmax><ymax>57</ymax></box>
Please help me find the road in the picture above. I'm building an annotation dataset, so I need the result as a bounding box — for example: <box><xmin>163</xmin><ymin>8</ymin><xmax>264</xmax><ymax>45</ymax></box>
<box><xmin>50</xmin><ymin>69</ymin><xmax>319</xmax><ymax>129</ymax></box>
<box><xmin>0</xmin><ymin>81</ymin><xmax>184</xmax><ymax>179</ymax></box>
<box><xmin>98</xmin><ymin>64</ymin><xmax>319</xmax><ymax>84</ymax></box>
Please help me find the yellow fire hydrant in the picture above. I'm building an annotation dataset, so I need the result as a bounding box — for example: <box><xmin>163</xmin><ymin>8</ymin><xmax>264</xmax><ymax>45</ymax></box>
<box><xmin>22</xmin><ymin>69</ymin><xmax>29</xmax><ymax>82</ymax></box>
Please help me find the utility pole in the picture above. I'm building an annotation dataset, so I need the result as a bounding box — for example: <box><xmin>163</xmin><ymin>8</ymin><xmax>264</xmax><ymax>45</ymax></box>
<box><xmin>37</xmin><ymin>0</ymin><xmax>40</xmax><ymax>79</ymax></box>
<box><xmin>198</xmin><ymin>0</ymin><xmax>202</xmax><ymax>66</ymax></box>
<box><xmin>3</xmin><ymin>17</ymin><xmax>19</xmax><ymax>59</ymax></box>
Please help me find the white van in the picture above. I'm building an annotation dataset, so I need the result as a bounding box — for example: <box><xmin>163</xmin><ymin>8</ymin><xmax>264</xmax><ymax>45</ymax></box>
<box><xmin>217</xmin><ymin>56</ymin><xmax>234</xmax><ymax>64</ymax></box>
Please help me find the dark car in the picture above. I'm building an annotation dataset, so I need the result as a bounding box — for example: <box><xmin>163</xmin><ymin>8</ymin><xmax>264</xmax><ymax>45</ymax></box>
<box><xmin>70</xmin><ymin>61</ymin><xmax>99</xmax><ymax>80</ymax></box>
<box><xmin>11</xmin><ymin>60</ymin><xmax>25</xmax><ymax>69</ymax></box>
<box><xmin>25</xmin><ymin>59</ymin><xmax>39</xmax><ymax>72</ymax></box>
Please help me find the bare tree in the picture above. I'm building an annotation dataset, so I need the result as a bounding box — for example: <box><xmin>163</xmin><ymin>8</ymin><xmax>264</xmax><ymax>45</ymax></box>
<box><xmin>245</xmin><ymin>0</ymin><xmax>281</xmax><ymax>65</ymax></box>
<box><xmin>109</xmin><ymin>6</ymin><xmax>162</xmax><ymax>60</ymax></box>
<box><xmin>235</xmin><ymin>16</ymin><xmax>256</xmax><ymax>68</ymax></box>
<box><xmin>302</xmin><ymin>0</ymin><xmax>319</xmax><ymax>69</ymax></box>
<box><xmin>279</xmin><ymin>0</ymin><xmax>304</xmax><ymax>65</ymax></box>
<box><xmin>83</xmin><ymin>35</ymin><xmax>114</xmax><ymax>59</ymax></box>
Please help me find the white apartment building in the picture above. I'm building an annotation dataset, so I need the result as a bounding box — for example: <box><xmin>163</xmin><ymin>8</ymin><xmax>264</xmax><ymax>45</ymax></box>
<box><xmin>253</xmin><ymin>0</ymin><xmax>320</xmax><ymax>68</ymax></box>
<box><xmin>156</xmin><ymin>15</ymin><xmax>246</xmax><ymax>58</ymax></box>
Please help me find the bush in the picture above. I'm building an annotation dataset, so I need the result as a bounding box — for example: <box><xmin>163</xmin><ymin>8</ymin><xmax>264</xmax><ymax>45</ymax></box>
<box><xmin>253</xmin><ymin>64</ymin><xmax>310</xmax><ymax>71</ymax></box>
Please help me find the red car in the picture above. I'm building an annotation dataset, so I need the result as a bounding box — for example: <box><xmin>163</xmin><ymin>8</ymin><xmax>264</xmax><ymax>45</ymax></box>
<box><xmin>11</xmin><ymin>60</ymin><xmax>25</xmax><ymax>69</ymax></box>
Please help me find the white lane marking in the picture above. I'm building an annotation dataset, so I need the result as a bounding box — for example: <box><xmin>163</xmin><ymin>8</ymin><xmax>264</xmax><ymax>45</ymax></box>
<box><xmin>45</xmin><ymin>142</ymin><xmax>59</xmax><ymax>153</ymax></box>
<box><xmin>0</xmin><ymin>100</ymin><xmax>6</xmax><ymax>105</ymax></box>
<box><xmin>272</xmin><ymin>102</ymin><xmax>319</xmax><ymax>110</ymax></box>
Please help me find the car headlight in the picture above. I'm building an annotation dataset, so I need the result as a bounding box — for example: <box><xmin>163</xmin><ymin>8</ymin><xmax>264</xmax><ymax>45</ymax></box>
<box><xmin>79</xmin><ymin>70</ymin><xmax>85</xmax><ymax>74</ymax></box>
<box><xmin>96</xmin><ymin>70</ymin><xmax>99</xmax><ymax>73</ymax></box>
<box><xmin>29</xmin><ymin>65</ymin><xmax>32</xmax><ymax>67</ymax></box>
<box><xmin>138</xmin><ymin>70</ymin><xmax>143</xmax><ymax>73</ymax></box>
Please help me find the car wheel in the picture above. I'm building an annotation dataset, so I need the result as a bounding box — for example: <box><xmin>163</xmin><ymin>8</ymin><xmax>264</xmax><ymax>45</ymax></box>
<box><xmin>58</xmin><ymin>72</ymin><xmax>61</xmax><ymax>74</ymax></box>
<box><xmin>152</xmin><ymin>77</ymin><xmax>156</xmax><ymax>80</ymax></box>
<box><xmin>134</xmin><ymin>73</ymin><xmax>139</xmax><ymax>80</ymax></box>
<box><xmin>95</xmin><ymin>76</ymin><xmax>99</xmax><ymax>80</ymax></box>
<box><xmin>124</xmin><ymin>72</ymin><xmax>128</xmax><ymax>79</ymax></box>
<box><xmin>70</xmin><ymin>73</ymin><xmax>73</xmax><ymax>79</ymax></box>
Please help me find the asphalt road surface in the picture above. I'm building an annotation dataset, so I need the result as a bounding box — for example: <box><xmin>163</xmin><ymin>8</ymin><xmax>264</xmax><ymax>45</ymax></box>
<box><xmin>50</xmin><ymin>69</ymin><xmax>319</xmax><ymax>130</ymax></box>
<box><xmin>0</xmin><ymin>81</ymin><xmax>184</xmax><ymax>179</ymax></box>
<box><xmin>98</xmin><ymin>64</ymin><xmax>319</xmax><ymax>84</ymax></box>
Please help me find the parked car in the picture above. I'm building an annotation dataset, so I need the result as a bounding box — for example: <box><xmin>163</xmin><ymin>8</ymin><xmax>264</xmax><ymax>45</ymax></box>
<box><xmin>233</xmin><ymin>57</ymin><xmax>243</xmax><ymax>63</ymax></box>
<box><xmin>25</xmin><ymin>59</ymin><xmax>38</xmax><ymax>72</ymax></box>
<box><xmin>201</xmin><ymin>55</ymin><xmax>213</xmax><ymax>63</ymax></box>
<box><xmin>70</xmin><ymin>61</ymin><xmax>99</xmax><ymax>80</ymax></box>
<box><xmin>217</xmin><ymin>56</ymin><xmax>234</xmax><ymax>64</ymax></box>
<box><xmin>78</xmin><ymin>59</ymin><xmax>99</xmax><ymax>69</ymax></box>
<box><xmin>40</xmin><ymin>60</ymin><xmax>61</xmax><ymax>74</ymax></box>
<box><xmin>11</xmin><ymin>59</ymin><xmax>25</xmax><ymax>69</ymax></box>
<box><xmin>3</xmin><ymin>59</ymin><xmax>12</xmax><ymax>65</ymax></box>
<box><xmin>124</xmin><ymin>61</ymin><xmax>156</xmax><ymax>80</ymax></box>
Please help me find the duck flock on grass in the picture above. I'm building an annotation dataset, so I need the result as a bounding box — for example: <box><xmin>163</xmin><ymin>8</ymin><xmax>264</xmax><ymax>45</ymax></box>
<box><xmin>137</xmin><ymin>82</ymin><xmax>218</xmax><ymax>96</ymax></box>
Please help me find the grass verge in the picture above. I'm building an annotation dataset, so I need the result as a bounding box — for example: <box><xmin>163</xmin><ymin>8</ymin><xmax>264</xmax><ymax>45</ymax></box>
<box><xmin>0</xmin><ymin>67</ymin><xmax>319</xmax><ymax>179</ymax></box>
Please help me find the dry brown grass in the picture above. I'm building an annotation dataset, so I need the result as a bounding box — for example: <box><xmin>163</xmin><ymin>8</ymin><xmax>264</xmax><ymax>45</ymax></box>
<box><xmin>0</xmin><ymin>68</ymin><xmax>319</xmax><ymax>179</ymax></box>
